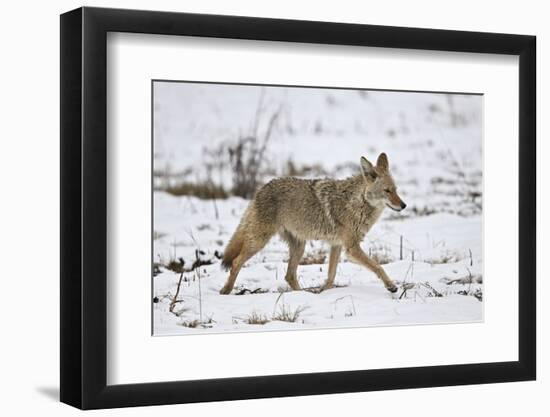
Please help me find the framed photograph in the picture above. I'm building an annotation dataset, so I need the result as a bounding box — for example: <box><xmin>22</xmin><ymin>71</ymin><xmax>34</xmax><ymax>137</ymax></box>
<box><xmin>60</xmin><ymin>6</ymin><xmax>536</xmax><ymax>409</ymax></box>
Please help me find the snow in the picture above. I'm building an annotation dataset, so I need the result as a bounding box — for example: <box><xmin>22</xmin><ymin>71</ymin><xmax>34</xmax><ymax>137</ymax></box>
<box><xmin>152</xmin><ymin>82</ymin><xmax>483</xmax><ymax>335</ymax></box>
<box><xmin>153</xmin><ymin>195</ymin><xmax>483</xmax><ymax>335</ymax></box>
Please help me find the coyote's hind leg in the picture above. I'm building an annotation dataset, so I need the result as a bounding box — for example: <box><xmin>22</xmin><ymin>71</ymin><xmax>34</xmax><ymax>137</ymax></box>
<box><xmin>219</xmin><ymin>250</ymin><xmax>251</xmax><ymax>295</ymax></box>
<box><xmin>281</xmin><ymin>230</ymin><xmax>305</xmax><ymax>291</ymax></box>
<box><xmin>321</xmin><ymin>245</ymin><xmax>342</xmax><ymax>291</ymax></box>
<box><xmin>220</xmin><ymin>233</ymin><xmax>273</xmax><ymax>295</ymax></box>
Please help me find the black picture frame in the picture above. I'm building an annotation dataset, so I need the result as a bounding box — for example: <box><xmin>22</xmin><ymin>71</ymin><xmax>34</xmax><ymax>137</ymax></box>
<box><xmin>60</xmin><ymin>6</ymin><xmax>536</xmax><ymax>410</ymax></box>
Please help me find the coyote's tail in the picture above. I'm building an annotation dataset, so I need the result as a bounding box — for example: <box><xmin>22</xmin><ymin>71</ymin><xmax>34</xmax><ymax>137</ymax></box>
<box><xmin>221</xmin><ymin>206</ymin><xmax>251</xmax><ymax>270</ymax></box>
<box><xmin>221</xmin><ymin>230</ymin><xmax>244</xmax><ymax>270</ymax></box>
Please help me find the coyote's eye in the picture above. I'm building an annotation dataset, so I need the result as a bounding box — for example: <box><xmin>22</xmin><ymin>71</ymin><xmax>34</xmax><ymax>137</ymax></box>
<box><xmin>384</xmin><ymin>188</ymin><xmax>391</xmax><ymax>193</ymax></box>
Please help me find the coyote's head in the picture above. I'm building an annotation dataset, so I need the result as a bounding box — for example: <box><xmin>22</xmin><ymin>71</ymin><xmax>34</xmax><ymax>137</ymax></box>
<box><xmin>360</xmin><ymin>153</ymin><xmax>407</xmax><ymax>212</ymax></box>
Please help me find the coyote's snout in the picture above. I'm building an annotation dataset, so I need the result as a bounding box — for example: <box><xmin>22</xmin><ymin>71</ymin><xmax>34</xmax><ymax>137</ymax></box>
<box><xmin>220</xmin><ymin>153</ymin><xmax>406</xmax><ymax>295</ymax></box>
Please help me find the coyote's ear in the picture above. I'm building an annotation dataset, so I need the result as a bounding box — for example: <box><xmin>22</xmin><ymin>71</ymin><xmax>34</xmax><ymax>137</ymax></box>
<box><xmin>376</xmin><ymin>153</ymin><xmax>389</xmax><ymax>171</ymax></box>
<box><xmin>360</xmin><ymin>157</ymin><xmax>377</xmax><ymax>181</ymax></box>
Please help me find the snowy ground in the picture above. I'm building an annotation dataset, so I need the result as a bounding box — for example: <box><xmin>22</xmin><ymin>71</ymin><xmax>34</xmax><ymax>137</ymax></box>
<box><xmin>153</xmin><ymin>194</ymin><xmax>483</xmax><ymax>335</ymax></box>
<box><xmin>152</xmin><ymin>83</ymin><xmax>483</xmax><ymax>335</ymax></box>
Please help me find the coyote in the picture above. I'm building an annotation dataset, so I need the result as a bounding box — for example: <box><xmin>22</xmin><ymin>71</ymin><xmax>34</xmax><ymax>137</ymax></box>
<box><xmin>220</xmin><ymin>153</ymin><xmax>406</xmax><ymax>295</ymax></box>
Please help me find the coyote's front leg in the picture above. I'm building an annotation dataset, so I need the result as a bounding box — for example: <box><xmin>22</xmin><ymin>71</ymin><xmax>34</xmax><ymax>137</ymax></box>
<box><xmin>345</xmin><ymin>244</ymin><xmax>398</xmax><ymax>293</ymax></box>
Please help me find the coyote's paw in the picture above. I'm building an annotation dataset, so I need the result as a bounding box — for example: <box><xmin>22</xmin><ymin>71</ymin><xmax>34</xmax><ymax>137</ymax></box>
<box><xmin>285</xmin><ymin>277</ymin><xmax>301</xmax><ymax>291</ymax></box>
<box><xmin>219</xmin><ymin>285</ymin><xmax>233</xmax><ymax>295</ymax></box>
<box><xmin>385</xmin><ymin>283</ymin><xmax>398</xmax><ymax>293</ymax></box>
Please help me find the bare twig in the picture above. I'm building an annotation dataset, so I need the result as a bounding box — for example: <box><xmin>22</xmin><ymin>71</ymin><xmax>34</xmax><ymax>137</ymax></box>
<box><xmin>333</xmin><ymin>295</ymin><xmax>357</xmax><ymax>316</ymax></box>
<box><xmin>169</xmin><ymin>269</ymin><xmax>185</xmax><ymax>314</ymax></box>
<box><xmin>420</xmin><ymin>282</ymin><xmax>443</xmax><ymax>297</ymax></box>
<box><xmin>212</xmin><ymin>198</ymin><xmax>219</xmax><ymax>220</ymax></box>
<box><xmin>196</xmin><ymin>268</ymin><xmax>202</xmax><ymax>324</ymax></box>
<box><xmin>272</xmin><ymin>292</ymin><xmax>285</xmax><ymax>318</ymax></box>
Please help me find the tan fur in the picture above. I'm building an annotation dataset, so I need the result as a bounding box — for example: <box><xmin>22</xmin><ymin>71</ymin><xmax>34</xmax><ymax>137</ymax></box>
<box><xmin>221</xmin><ymin>207</ymin><xmax>249</xmax><ymax>269</ymax></box>
<box><xmin>219</xmin><ymin>153</ymin><xmax>406</xmax><ymax>295</ymax></box>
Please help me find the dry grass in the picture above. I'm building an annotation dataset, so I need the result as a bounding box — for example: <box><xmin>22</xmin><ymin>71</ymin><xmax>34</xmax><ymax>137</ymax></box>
<box><xmin>165</xmin><ymin>259</ymin><xmax>185</xmax><ymax>274</ymax></box>
<box><xmin>443</xmin><ymin>274</ymin><xmax>483</xmax><ymax>285</ymax></box>
<box><xmin>159</xmin><ymin>181</ymin><xmax>228</xmax><ymax>199</ymax></box>
<box><xmin>273</xmin><ymin>304</ymin><xmax>308</xmax><ymax>323</ymax></box>
<box><xmin>368</xmin><ymin>245</ymin><xmax>394</xmax><ymax>265</ymax></box>
<box><xmin>234</xmin><ymin>287</ymin><xmax>269</xmax><ymax>295</ymax></box>
<box><xmin>153</xmin><ymin>230</ymin><xmax>166</xmax><ymax>240</ymax></box>
<box><xmin>300</xmin><ymin>250</ymin><xmax>327</xmax><ymax>265</ymax></box>
<box><xmin>245</xmin><ymin>311</ymin><xmax>270</xmax><ymax>325</ymax></box>
<box><xmin>284</xmin><ymin>159</ymin><xmax>328</xmax><ymax>177</ymax></box>
<box><xmin>152</xmin><ymin>263</ymin><xmax>162</xmax><ymax>277</ymax></box>
<box><xmin>425</xmin><ymin>251</ymin><xmax>462</xmax><ymax>265</ymax></box>
<box><xmin>180</xmin><ymin>319</ymin><xmax>201</xmax><ymax>328</ymax></box>
<box><xmin>370</xmin><ymin>252</ymin><xmax>394</xmax><ymax>265</ymax></box>
<box><xmin>180</xmin><ymin>317</ymin><xmax>214</xmax><ymax>328</ymax></box>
